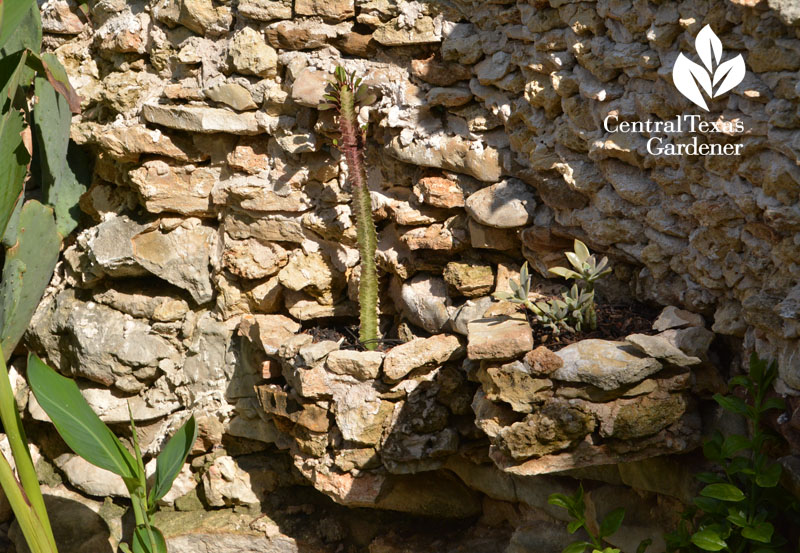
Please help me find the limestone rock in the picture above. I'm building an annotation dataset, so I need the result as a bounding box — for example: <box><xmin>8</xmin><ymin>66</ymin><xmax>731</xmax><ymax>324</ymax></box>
<box><xmin>222</xmin><ymin>238</ymin><xmax>288</xmax><ymax>280</ymax></box>
<box><xmin>427</xmin><ymin>87</ymin><xmax>472</xmax><ymax>107</ymax></box>
<box><xmin>229</xmin><ymin>27</ymin><xmax>278</xmax><ymax>78</ymax></box>
<box><xmin>603</xmin><ymin>393</ymin><xmax>689</xmax><ymax>440</ymax></box>
<box><xmin>256</xmin><ymin>385</ymin><xmax>330</xmax><ymax>432</ymax></box>
<box><xmin>239</xmin><ymin>314</ymin><xmax>302</xmax><ymax>357</ymax></box>
<box><xmin>295</xmin><ymin>0</ymin><xmax>354</xmax><ymax>21</ymax></box>
<box><xmin>443</xmin><ymin>261</ymin><xmax>494</xmax><ymax>297</ymax></box>
<box><xmin>204</xmin><ymin>83</ymin><xmax>257</xmax><ymax>110</ymax></box>
<box><xmin>54</xmin><ymin>454</ymin><xmax>128</xmax><ymax>498</ymax></box>
<box><xmin>128</xmin><ymin>161</ymin><xmax>218</xmax><ymax>217</ymax></box>
<box><xmin>278</xmin><ymin>251</ymin><xmax>342</xmax><ymax>305</ymax></box>
<box><xmin>383</xmin><ymin>335</ymin><xmax>464</xmax><ymax>382</ymax></box>
<box><xmin>393</xmin><ymin>274</ymin><xmax>451</xmax><ymax>333</ymax></box>
<box><xmin>450</xmin><ymin>296</ymin><xmax>493</xmax><ymax>335</ymax></box>
<box><xmin>227</xmin><ymin>136</ymin><xmax>270</xmax><ymax>174</ymax></box>
<box><xmin>653</xmin><ymin>306</ymin><xmax>705</xmax><ymax>331</ymax></box>
<box><xmin>387</xmin><ymin>135</ymin><xmax>504</xmax><ymax>183</ymax></box>
<box><xmin>373</xmin><ymin>16</ymin><xmax>440</xmax><ymax>45</ymax></box>
<box><xmin>291</xmin><ymin>68</ymin><xmax>329</xmax><ymax>107</ymax></box>
<box><xmin>202</xmin><ymin>456</ymin><xmax>260</xmax><ymax>507</ymax></box>
<box><xmin>334</xmin><ymin>383</ymin><xmax>394</xmax><ymax>445</ymax></box>
<box><xmin>413</xmin><ymin>176</ymin><xmax>465</xmax><ymax>209</ymax></box>
<box><xmin>552</xmin><ymin>340</ymin><xmax>663</xmax><ymax>391</ymax></box>
<box><xmin>497</xmin><ymin>399</ymin><xmax>595</xmax><ymax>459</ymax></box>
<box><xmin>410</xmin><ymin>57</ymin><xmax>472</xmax><ymax>86</ymax></box>
<box><xmin>479</xmin><ymin>361</ymin><xmax>553</xmax><ymax>413</ymax></box>
<box><xmin>87</xmin><ymin>216</ymin><xmax>148</xmax><ymax>278</ymax></box>
<box><xmin>524</xmin><ymin>346</ymin><xmax>564</xmax><ymax>376</ymax></box>
<box><xmin>131</xmin><ymin>220</ymin><xmax>215</xmax><ymax>304</ymax></box>
<box><xmin>325</xmin><ymin>350</ymin><xmax>384</xmax><ymax>380</ymax></box>
<box><xmin>625</xmin><ymin>334</ymin><xmax>702</xmax><ymax>367</ymax></box>
<box><xmin>467</xmin><ymin>312</ymin><xmax>533</xmax><ymax>360</ymax></box>
<box><xmin>465</xmin><ymin>179</ymin><xmax>536</xmax><ymax>229</ymax></box>
<box><xmin>142</xmin><ymin>104</ymin><xmax>262</xmax><ymax>135</ymax></box>
<box><xmin>238</xmin><ymin>0</ymin><xmax>293</xmax><ymax>21</ymax></box>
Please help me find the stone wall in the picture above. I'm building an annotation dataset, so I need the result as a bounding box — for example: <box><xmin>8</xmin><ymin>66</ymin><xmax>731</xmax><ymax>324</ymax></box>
<box><xmin>13</xmin><ymin>0</ymin><xmax>800</xmax><ymax>550</ymax></box>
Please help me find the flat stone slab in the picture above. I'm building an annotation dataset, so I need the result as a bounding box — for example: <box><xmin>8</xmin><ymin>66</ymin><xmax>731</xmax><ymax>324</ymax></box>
<box><xmin>383</xmin><ymin>334</ymin><xmax>464</xmax><ymax>382</ymax></box>
<box><xmin>625</xmin><ymin>333</ymin><xmax>702</xmax><ymax>367</ymax></box>
<box><xmin>467</xmin><ymin>314</ymin><xmax>533</xmax><ymax>360</ymax></box>
<box><xmin>551</xmin><ymin>339</ymin><xmax>663</xmax><ymax>391</ymax></box>
<box><xmin>143</xmin><ymin>104</ymin><xmax>263</xmax><ymax>135</ymax></box>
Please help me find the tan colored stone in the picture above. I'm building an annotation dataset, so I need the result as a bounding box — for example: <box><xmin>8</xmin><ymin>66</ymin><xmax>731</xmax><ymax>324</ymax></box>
<box><xmin>467</xmin><ymin>313</ymin><xmax>533</xmax><ymax>360</ymax></box>
<box><xmin>325</xmin><ymin>350</ymin><xmax>384</xmax><ymax>380</ymax></box>
<box><xmin>383</xmin><ymin>335</ymin><xmax>465</xmax><ymax>382</ymax></box>
<box><xmin>204</xmin><ymin>83</ymin><xmax>257</xmax><ymax>111</ymax></box>
<box><xmin>427</xmin><ymin>87</ymin><xmax>473</xmax><ymax>107</ymax></box>
<box><xmin>239</xmin><ymin>314</ymin><xmax>301</xmax><ymax>356</ymax></box>
<box><xmin>227</xmin><ymin>137</ymin><xmax>270</xmax><ymax>174</ymax></box>
<box><xmin>238</xmin><ymin>0</ymin><xmax>292</xmax><ymax>21</ymax></box>
<box><xmin>388</xmin><ymin>135</ymin><xmax>503</xmax><ymax>183</ymax></box>
<box><xmin>142</xmin><ymin>104</ymin><xmax>262</xmax><ymax>134</ymax></box>
<box><xmin>413</xmin><ymin>176</ymin><xmax>465</xmax><ymax>209</ymax></box>
<box><xmin>411</xmin><ymin>57</ymin><xmax>472</xmax><ymax>86</ymax></box>
<box><xmin>256</xmin><ymin>385</ymin><xmax>330</xmax><ymax>432</ymax></box>
<box><xmin>291</xmin><ymin>68</ymin><xmax>330</xmax><ymax>108</ymax></box>
<box><xmin>222</xmin><ymin>238</ymin><xmax>288</xmax><ymax>280</ymax></box>
<box><xmin>524</xmin><ymin>346</ymin><xmax>563</xmax><ymax>375</ymax></box>
<box><xmin>373</xmin><ymin>16</ymin><xmax>439</xmax><ymax>45</ymax></box>
<box><xmin>295</xmin><ymin>0</ymin><xmax>354</xmax><ymax>21</ymax></box>
<box><xmin>247</xmin><ymin>276</ymin><xmax>283</xmax><ymax>313</ymax></box>
<box><xmin>469</xmin><ymin>219</ymin><xmax>520</xmax><ymax>250</ymax></box>
<box><xmin>479</xmin><ymin>361</ymin><xmax>553</xmax><ymax>413</ymax></box>
<box><xmin>443</xmin><ymin>261</ymin><xmax>494</xmax><ymax>297</ymax></box>
<box><xmin>229</xmin><ymin>27</ymin><xmax>278</xmax><ymax>78</ymax></box>
<box><xmin>128</xmin><ymin>161</ymin><xmax>217</xmax><ymax>217</ymax></box>
<box><xmin>89</xmin><ymin>124</ymin><xmax>202</xmax><ymax>163</ymax></box>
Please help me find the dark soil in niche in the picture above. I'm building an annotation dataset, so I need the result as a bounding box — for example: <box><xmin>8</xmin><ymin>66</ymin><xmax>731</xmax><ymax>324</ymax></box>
<box><xmin>302</xmin><ymin>301</ymin><xmax>659</xmax><ymax>352</ymax></box>
<box><xmin>529</xmin><ymin>301</ymin><xmax>660</xmax><ymax>351</ymax></box>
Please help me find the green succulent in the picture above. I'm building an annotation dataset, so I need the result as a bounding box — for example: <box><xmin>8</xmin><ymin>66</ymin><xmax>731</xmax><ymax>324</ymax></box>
<box><xmin>548</xmin><ymin>239</ymin><xmax>612</xmax><ymax>291</ymax></box>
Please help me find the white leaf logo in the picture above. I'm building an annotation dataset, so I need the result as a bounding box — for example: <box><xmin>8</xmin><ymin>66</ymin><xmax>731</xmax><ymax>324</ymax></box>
<box><xmin>671</xmin><ymin>25</ymin><xmax>746</xmax><ymax>111</ymax></box>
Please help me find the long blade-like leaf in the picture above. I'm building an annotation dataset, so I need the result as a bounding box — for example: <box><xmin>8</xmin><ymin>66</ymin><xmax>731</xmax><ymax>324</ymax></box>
<box><xmin>148</xmin><ymin>415</ymin><xmax>196</xmax><ymax>506</ymax></box>
<box><xmin>0</xmin><ymin>346</ymin><xmax>56</xmax><ymax>551</ymax></box>
<box><xmin>132</xmin><ymin>525</ymin><xmax>167</xmax><ymax>553</ymax></box>
<box><xmin>26</xmin><ymin>355</ymin><xmax>138</xmax><ymax>480</ymax></box>
<box><xmin>0</xmin><ymin>450</ymin><xmax>55</xmax><ymax>553</ymax></box>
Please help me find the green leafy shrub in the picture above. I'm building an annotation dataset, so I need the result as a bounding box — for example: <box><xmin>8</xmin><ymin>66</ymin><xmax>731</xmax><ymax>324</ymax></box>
<box><xmin>666</xmin><ymin>354</ymin><xmax>800</xmax><ymax>553</ymax></box>
<box><xmin>0</xmin><ymin>2</ymin><xmax>86</xmax><ymax>551</ymax></box>
<box><xmin>548</xmin><ymin>484</ymin><xmax>651</xmax><ymax>553</ymax></box>
<box><xmin>494</xmin><ymin>240</ymin><xmax>611</xmax><ymax>334</ymax></box>
<box><xmin>320</xmin><ymin>67</ymin><xmax>380</xmax><ymax>349</ymax></box>
<box><xmin>28</xmin><ymin>356</ymin><xmax>198</xmax><ymax>553</ymax></box>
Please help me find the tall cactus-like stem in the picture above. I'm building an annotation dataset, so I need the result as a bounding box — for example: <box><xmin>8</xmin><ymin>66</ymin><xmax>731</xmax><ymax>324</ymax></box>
<box><xmin>322</xmin><ymin>68</ymin><xmax>380</xmax><ymax>349</ymax></box>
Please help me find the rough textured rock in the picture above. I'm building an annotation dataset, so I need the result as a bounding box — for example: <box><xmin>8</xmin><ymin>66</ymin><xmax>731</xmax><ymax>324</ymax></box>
<box><xmin>392</xmin><ymin>274</ymin><xmax>451</xmax><ymax>333</ymax></box>
<box><xmin>467</xmin><ymin>312</ymin><xmax>534</xmax><ymax>360</ymax></box>
<box><xmin>552</xmin><ymin>340</ymin><xmax>664</xmax><ymax>391</ymax></box>
<box><xmin>466</xmin><ymin>179</ymin><xmax>537</xmax><ymax>229</ymax></box>
<box><xmin>383</xmin><ymin>335</ymin><xmax>464</xmax><ymax>382</ymax></box>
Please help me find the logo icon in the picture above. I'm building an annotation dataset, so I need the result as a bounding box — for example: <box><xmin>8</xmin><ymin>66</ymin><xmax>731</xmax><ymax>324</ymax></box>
<box><xmin>672</xmin><ymin>25</ymin><xmax>746</xmax><ymax>111</ymax></box>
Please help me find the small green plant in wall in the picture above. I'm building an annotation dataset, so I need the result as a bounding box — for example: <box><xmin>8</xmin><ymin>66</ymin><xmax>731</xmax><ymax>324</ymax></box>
<box><xmin>28</xmin><ymin>356</ymin><xmax>198</xmax><ymax>553</ymax></box>
<box><xmin>666</xmin><ymin>354</ymin><xmax>800</xmax><ymax>553</ymax></box>
<box><xmin>495</xmin><ymin>240</ymin><xmax>611</xmax><ymax>334</ymax></box>
<box><xmin>320</xmin><ymin>66</ymin><xmax>380</xmax><ymax>349</ymax></box>
<box><xmin>548</xmin><ymin>484</ymin><xmax>652</xmax><ymax>553</ymax></box>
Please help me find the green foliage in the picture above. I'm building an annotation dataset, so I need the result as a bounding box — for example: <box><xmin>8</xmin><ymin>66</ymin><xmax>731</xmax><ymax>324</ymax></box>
<box><xmin>666</xmin><ymin>354</ymin><xmax>800</xmax><ymax>553</ymax></box>
<box><xmin>548</xmin><ymin>484</ymin><xmax>650</xmax><ymax>553</ymax></box>
<box><xmin>494</xmin><ymin>240</ymin><xmax>610</xmax><ymax>335</ymax></box>
<box><xmin>548</xmin><ymin>239</ymin><xmax>612</xmax><ymax>292</ymax></box>
<box><xmin>321</xmin><ymin>66</ymin><xmax>380</xmax><ymax>350</ymax></box>
<box><xmin>0</xmin><ymin>3</ymin><xmax>87</xmax><ymax>550</ymax></box>
<box><xmin>0</xmin><ymin>201</ymin><xmax>61</xmax><ymax>359</ymax></box>
<box><xmin>28</xmin><ymin>356</ymin><xmax>198</xmax><ymax>553</ymax></box>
